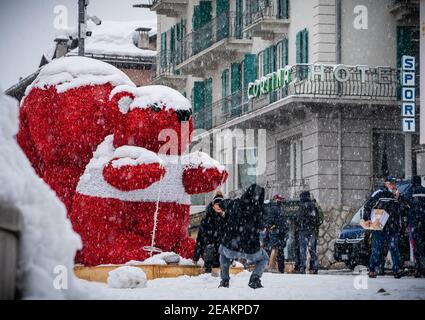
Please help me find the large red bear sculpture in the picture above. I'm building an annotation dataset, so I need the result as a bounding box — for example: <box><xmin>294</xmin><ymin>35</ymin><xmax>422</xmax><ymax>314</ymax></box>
<box><xmin>70</xmin><ymin>85</ymin><xmax>228</xmax><ymax>266</ymax></box>
<box><xmin>17</xmin><ymin>57</ymin><xmax>134</xmax><ymax>212</ymax></box>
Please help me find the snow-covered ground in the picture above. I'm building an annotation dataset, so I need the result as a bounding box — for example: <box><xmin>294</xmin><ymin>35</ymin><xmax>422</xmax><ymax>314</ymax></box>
<box><xmin>77</xmin><ymin>271</ymin><xmax>425</xmax><ymax>300</ymax></box>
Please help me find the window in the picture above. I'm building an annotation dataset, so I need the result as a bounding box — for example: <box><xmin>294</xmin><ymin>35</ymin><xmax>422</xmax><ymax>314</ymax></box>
<box><xmin>296</xmin><ymin>28</ymin><xmax>308</xmax><ymax>79</ymax></box>
<box><xmin>236</xmin><ymin>148</ymin><xmax>258</xmax><ymax>190</ymax></box>
<box><xmin>372</xmin><ymin>131</ymin><xmax>405</xmax><ymax>179</ymax></box>
<box><xmin>277</xmin><ymin>136</ymin><xmax>303</xmax><ymax>187</ymax></box>
<box><xmin>296</xmin><ymin>28</ymin><xmax>308</xmax><ymax>63</ymax></box>
<box><xmin>257</xmin><ymin>51</ymin><xmax>264</xmax><ymax>78</ymax></box>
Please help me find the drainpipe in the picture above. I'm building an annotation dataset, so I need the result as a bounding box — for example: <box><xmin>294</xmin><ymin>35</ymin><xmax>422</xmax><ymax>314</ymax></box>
<box><xmin>337</xmin><ymin>109</ymin><xmax>343</xmax><ymax>209</ymax></box>
<box><xmin>336</xmin><ymin>0</ymin><xmax>343</xmax><ymax>209</ymax></box>
<box><xmin>336</xmin><ymin>0</ymin><xmax>341</xmax><ymax>65</ymax></box>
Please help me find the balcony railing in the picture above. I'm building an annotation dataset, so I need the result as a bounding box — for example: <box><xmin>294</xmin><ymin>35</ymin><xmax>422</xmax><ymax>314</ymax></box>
<box><xmin>158</xmin><ymin>50</ymin><xmax>177</xmax><ymax>75</ymax></box>
<box><xmin>176</xmin><ymin>11</ymin><xmax>243</xmax><ymax>65</ymax></box>
<box><xmin>244</xmin><ymin>0</ymin><xmax>288</xmax><ymax>28</ymax></box>
<box><xmin>193</xmin><ymin>65</ymin><xmax>411</xmax><ymax>131</ymax></box>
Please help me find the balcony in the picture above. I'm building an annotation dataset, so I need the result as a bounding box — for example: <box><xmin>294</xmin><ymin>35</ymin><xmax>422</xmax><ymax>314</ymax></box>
<box><xmin>194</xmin><ymin>65</ymin><xmax>402</xmax><ymax>131</ymax></box>
<box><xmin>388</xmin><ymin>0</ymin><xmax>419</xmax><ymax>21</ymax></box>
<box><xmin>150</xmin><ymin>0</ymin><xmax>188</xmax><ymax>18</ymax></box>
<box><xmin>175</xmin><ymin>12</ymin><xmax>252</xmax><ymax>77</ymax></box>
<box><xmin>154</xmin><ymin>51</ymin><xmax>187</xmax><ymax>92</ymax></box>
<box><xmin>244</xmin><ymin>0</ymin><xmax>290</xmax><ymax>40</ymax></box>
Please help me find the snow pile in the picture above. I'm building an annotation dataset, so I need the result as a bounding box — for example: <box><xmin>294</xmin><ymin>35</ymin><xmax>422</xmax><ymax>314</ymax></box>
<box><xmin>182</xmin><ymin>151</ymin><xmax>226</xmax><ymax>172</ymax></box>
<box><xmin>141</xmin><ymin>252</ymin><xmax>194</xmax><ymax>266</ymax></box>
<box><xmin>71</xmin><ymin>20</ymin><xmax>157</xmax><ymax>57</ymax></box>
<box><xmin>0</xmin><ymin>90</ymin><xmax>82</xmax><ymax>299</ymax></box>
<box><xmin>111</xmin><ymin>85</ymin><xmax>192</xmax><ymax>112</ymax></box>
<box><xmin>26</xmin><ymin>56</ymin><xmax>134</xmax><ymax>95</ymax></box>
<box><xmin>112</xmin><ymin>146</ymin><xmax>163</xmax><ymax>168</ymax></box>
<box><xmin>107</xmin><ymin>266</ymin><xmax>147</xmax><ymax>289</ymax></box>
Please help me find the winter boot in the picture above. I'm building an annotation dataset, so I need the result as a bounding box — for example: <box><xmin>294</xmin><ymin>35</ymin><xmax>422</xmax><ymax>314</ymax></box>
<box><xmin>394</xmin><ymin>269</ymin><xmax>407</xmax><ymax>279</ymax></box>
<box><xmin>218</xmin><ymin>279</ymin><xmax>229</xmax><ymax>288</ymax></box>
<box><xmin>248</xmin><ymin>274</ymin><xmax>263</xmax><ymax>289</ymax></box>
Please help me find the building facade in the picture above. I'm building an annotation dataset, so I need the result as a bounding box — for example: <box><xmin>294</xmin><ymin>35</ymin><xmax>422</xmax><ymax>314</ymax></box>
<box><xmin>151</xmin><ymin>0</ymin><xmax>420</xmax><ymax>266</ymax></box>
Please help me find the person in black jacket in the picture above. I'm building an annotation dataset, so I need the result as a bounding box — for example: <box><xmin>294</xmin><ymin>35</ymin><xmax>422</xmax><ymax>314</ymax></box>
<box><xmin>263</xmin><ymin>194</ymin><xmax>288</xmax><ymax>273</ymax></box>
<box><xmin>296</xmin><ymin>191</ymin><xmax>320</xmax><ymax>274</ymax></box>
<box><xmin>193</xmin><ymin>192</ymin><xmax>226</xmax><ymax>273</ymax></box>
<box><xmin>405</xmin><ymin>175</ymin><xmax>425</xmax><ymax>277</ymax></box>
<box><xmin>217</xmin><ymin>184</ymin><xmax>269</xmax><ymax>289</ymax></box>
<box><xmin>363</xmin><ymin>176</ymin><xmax>406</xmax><ymax>278</ymax></box>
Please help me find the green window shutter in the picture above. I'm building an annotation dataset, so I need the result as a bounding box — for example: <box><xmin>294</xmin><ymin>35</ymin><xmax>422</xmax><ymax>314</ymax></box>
<box><xmin>263</xmin><ymin>48</ymin><xmax>269</xmax><ymax>75</ymax></box>
<box><xmin>221</xmin><ymin>69</ymin><xmax>229</xmax><ymax>113</ymax></box>
<box><xmin>269</xmin><ymin>45</ymin><xmax>276</xmax><ymax>73</ymax></box>
<box><xmin>278</xmin><ymin>0</ymin><xmax>289</xmax><ymax>19</ymax></box>
<box><xmin>216</xmin><ymin>0</ymin><xmax>229</xmax><ymax>40</ymax></box>
<box><xmin>200</xmin><ymin>1</ymin><xmax>212</xmax><ymax>26</ymax></box>
<box><xmin>216</xmin><ymin>0</ymin><xmax>229</xmax><ymax>16</ymax></box>
<box><xmin>243</xmin><ymin>54</ymin><xmax>257</xmax><ymax>87</ymax></box>
<box><xmin>193</xmin><ymin>81</ymin><xmax>205</xmax><ymax>112</ymax></box>
<box><xmin>235</xmin><ymin>0</ymin><xmax>243</xmax><ymax>39</ymax></box>
<box><xmin>231</xmin><ymin>63</ymin><xmax>241</xmax><ymax>93</ymax></box>
<box><xmin>231</xmin><ymin>63</ymin><xmax>241</xmax><ymax>116</ymax></box>
<box><xmin>192</xmin><ymin>6</ymin><xmax>201</xmax><ymax>31</ymax></box>
<box><xmin>170</xmin><ymin>27</ymin><xmax>175</xmax><ymax>54</ymax></box>
<box><xmin>205</xmin><ymin>78</ymin><xmax>213</xmax><ymax>106</ymax></box>
<box><xmin>161</xmin><ymin>32</ymin><xmax>167</xmax><ymax>51</ymax></box>
<box><xmin>302</xmin><ymin>28</ymin><xmax>309</xmax><ymax>63</ymax></box>
<box><xmin>296</xmin><ymin>31</ymin><xmax>302</xmax><ymax>63</ymax></box>
<box><xmin>222</xmin><ymin>69</ymin><xmax>229</xmax><ymax>98</ymax></box>
<box><xmin>160</xmin><ymin>32</ymin><xmax>167</xmax><ymax>68</ymax></box>
<box><xmin>283</xmin><ymin>38</ymin><xmax>288</xmax><ymax>66</ymax></box>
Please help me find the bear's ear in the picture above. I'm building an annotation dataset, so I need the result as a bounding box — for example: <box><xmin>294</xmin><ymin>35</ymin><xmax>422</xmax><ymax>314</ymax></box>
<box><xmin>110</xmin><ymin>90</ymin><xmax>135</xmax><ymax>114</ymax></box>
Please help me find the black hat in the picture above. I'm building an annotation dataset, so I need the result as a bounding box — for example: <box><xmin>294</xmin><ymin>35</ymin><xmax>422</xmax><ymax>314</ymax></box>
<box><xmin>385</xmin><ymin>176</ymin><xmax>396</xmax><ymax>184</ymax></box>
<box><xmin>212</xmin><ymin>191</ymin><xmax>224</xmax><ymax>205</ymax></box>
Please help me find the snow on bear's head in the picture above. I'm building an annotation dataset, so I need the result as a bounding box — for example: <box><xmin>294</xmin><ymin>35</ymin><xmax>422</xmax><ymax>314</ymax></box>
<box><xmin>109</xmin><ymin>85</ymin><xmax>194</xmax><ymax>155</ymax></box>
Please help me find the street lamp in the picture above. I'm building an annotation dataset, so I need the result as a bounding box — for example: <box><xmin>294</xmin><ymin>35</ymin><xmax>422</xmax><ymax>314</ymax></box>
<box><xmin>78</xmin><ymin>0</ymin><xmax>102</xmax><ymax>56</ymax></box>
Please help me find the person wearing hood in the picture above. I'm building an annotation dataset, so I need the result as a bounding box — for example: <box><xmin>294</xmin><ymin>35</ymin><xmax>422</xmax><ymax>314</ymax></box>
<box><xmin>296</xmin><ymin>191</ymin><xmax>320</xmax><ymax>274</ymax></box>
<box><xmin>193</xmin><ymin>191</ymin><xmax>226</xmax><ymax>273</ymax></box>
<box><xmin>217</xmin><ymin>184</ymin><xmax>269</xmax><ymax>289</ymax></box>
<box><xmin>405</xmin><ymin>175</ymin><xmax>425</xmax><ymax>277</ymax></box>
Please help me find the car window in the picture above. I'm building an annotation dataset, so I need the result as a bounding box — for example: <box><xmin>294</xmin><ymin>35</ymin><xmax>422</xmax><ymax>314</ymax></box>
<box><xmin>350</xmin><ymin>207</ymin><xmax>363</xmax><ymax>225</ymax></box>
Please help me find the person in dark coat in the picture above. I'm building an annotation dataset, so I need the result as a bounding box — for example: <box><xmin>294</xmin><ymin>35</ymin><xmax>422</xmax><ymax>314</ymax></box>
<box><xmin>405</xmin><ymin>175</ymin><xmax>425</xmax><ymax>277</ymax></box>
<box><xmin>193</xmin><ymin>192</ymin><xmax>226</xmax><ymax>273</ymax></box>
<box><xmin>296</xmin><ymin>191</ymin><xmax>320</xmax><ymax>274</ymax></box>
<box><xmin>263</xmin><ymin>194</ymin><xmax>288</xmax><ymax>273</ymax></box>
<box><xmin>217</xmin><ymin>184</ymin><xmax>269</xmax><ymax>289</ymax></box>
<box><xmin>363</xmin><ymin>176</ymin><xmax>406</xmax><ymax>278</ymax></box>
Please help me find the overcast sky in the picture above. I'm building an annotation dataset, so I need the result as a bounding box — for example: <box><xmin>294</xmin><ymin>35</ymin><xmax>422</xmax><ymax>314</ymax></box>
<box><xmin>0</xmin><ymin>0</ymin><xmax>156</xmax><ymax>90</ymax></box>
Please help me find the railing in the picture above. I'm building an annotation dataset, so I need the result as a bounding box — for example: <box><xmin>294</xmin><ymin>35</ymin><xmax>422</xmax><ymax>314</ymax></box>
<box><xmin>176</xmin><ymin>11</ymin><xmax>243</xmax><ymax>65</ymax></box>
<box><xmin>193</xmin><ymin>65</ymin><xmax>411</xmax><ymax>131</ymax></box>
<box><xmin>244</xmin><ymin>0</ymin><xmax>288</xmax><ymax>28</ymax></box>
<box><xmin>157</xmin><ymin>50</ymin><xmax>178</xmax><ymax>76</ymax></box>
<box><xmin>67</xmin><ymin>52</ymin><xmax>156</xmax><ymax>66</ymax></box>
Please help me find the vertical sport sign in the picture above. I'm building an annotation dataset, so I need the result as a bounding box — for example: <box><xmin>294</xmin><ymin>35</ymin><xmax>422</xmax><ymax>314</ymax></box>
<box><xmin>401</xmin><ymin>55</ymin><xmax>416</xmax><ymax>132</ymax></box>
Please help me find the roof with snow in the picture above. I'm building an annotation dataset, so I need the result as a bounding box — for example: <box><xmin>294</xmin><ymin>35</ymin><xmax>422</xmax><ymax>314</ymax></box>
<box><xmin>69</xmin><ymin>20</ymin><xmax>157</xmax><ymax>58</ymax></box>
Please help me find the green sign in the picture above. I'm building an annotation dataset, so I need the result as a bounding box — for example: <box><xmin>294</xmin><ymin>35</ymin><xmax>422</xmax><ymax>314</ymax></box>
<box><xmin>247</xmin><ymin>66</ymin><xmax>293</xmax><ymax>99</ymax></box>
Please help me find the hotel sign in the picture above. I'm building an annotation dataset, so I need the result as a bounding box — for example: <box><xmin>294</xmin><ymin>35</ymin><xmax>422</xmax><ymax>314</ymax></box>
<box><xmin>247</xmin><ymin>64</ymin><xmax>393</xmax><ymax>100</ymax></box>
<box><xmin>401</xmin><ymin>56</ymin><xmax>416</xmax><ymax>132</ymax></box>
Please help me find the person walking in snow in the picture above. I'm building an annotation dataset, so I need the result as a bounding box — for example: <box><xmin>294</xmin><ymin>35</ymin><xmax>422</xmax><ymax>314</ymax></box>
<box><xmin>217</xmin><ymin>184</ymin><xmax>269</xmax><ymax>289</ymax></box>
<box><xmin>193</xmin><ymin>191</ymin><xmax>226</xmax><ymax>273</ymax></box>
<box><xmin>363</xmin><ymin>176</ymin><xmax>407</xmax><ymax>279</ymax></box>
<box><xmin>263</xmin><ymin>194</ymin><xmax>288</xmax><ymax>273</ymax></box>
<box><xmin>405</xmin><ymin>175</ymin><xmax>425</xmax><ymax>277</ymax></box>
<box><xmin>296</xmin><ymin>191</ymin><xmax>320</xmax><ymax>274</ymax></box>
